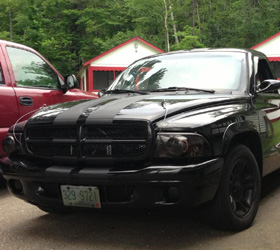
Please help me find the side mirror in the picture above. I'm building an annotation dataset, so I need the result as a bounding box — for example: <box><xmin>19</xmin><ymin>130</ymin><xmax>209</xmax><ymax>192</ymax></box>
<box><xmin>257</xmin><ymin>79</ymin><xmax>280</xmax><ymax>93</ymax></box>
<box><xmin>61</xmin><ymin>74</ymin><xmax>78</xmax><ymax>93</ymax></box>
<box><xmin>65</xmin><ymin>74</ymin><xmax>78</xmax><ymax>89</ymax></box>
<box><xmin>98</xmin><ymin>89</ymin><xmax>106</xmax><ymax>97</ymax></box>
<box><xmin>61</xmin><ymin>74</ymin><xmax>78</xmax><ymax>94</ymax></box>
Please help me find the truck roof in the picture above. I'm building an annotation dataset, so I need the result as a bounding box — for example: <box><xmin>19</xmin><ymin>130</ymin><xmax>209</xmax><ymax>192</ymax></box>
<box><xmin>0</xmin><ymin>40</ymin><xmax>38</xmax><ymax>54</ymax></box>
<box><xmin>136</xmin><ymin>47</ymin><xmax>268</xmax><ymax>63</ymax></box>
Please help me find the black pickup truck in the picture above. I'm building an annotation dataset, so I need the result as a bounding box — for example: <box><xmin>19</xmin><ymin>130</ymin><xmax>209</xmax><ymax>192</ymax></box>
<box><xmin>2</xmin><ymin>48</ymin><xmax>280</xmax><ymax>231</ymax></box>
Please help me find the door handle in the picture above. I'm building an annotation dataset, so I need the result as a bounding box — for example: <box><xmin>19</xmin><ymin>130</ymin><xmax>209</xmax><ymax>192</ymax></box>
<box><xmin>19</xmin><ymin>96</ymin><xmax>33</xmax><ymax>106</ymax></box>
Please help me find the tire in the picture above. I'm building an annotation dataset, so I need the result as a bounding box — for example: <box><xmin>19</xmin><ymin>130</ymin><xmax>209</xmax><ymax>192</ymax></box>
<box><xmin>0</xmin><ymin>175</ymin><xmax>6</xmax><ymax>187</ymax></box>
<box><xmin>201</xmin><ymin>144</ymin><xmax>261</xmax><ymax>231</ymax></box>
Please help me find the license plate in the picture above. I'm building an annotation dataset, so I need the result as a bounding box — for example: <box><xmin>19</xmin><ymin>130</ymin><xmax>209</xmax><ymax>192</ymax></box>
<box><xmin>60</xmin><ymin>185</ymin><xmax>101</xmax><ymax>208</ymax></box>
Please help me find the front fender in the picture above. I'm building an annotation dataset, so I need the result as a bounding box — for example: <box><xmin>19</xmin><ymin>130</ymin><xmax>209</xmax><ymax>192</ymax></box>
<box><xmin>220</xmin><ymin>121</ymin><xmax>263</xmax><ymax>174</ymax></box>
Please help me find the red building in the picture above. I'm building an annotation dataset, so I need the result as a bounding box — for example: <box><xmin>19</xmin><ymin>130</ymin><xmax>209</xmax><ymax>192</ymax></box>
<box><xmin>79</xmin><ymin>37</ymin><xmax>164</xmax><ymax>93</ymax></box>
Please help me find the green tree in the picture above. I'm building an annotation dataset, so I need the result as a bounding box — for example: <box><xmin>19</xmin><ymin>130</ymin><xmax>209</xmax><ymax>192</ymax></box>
<box><xmin>171</xmin><ymin>26</ymin><xmax>205</xmax><ymax>50</ymax></box>
<box><xmin>0</xmin><ymin>0</ymin><xmax>279</xmax><ymax>76</ymax></box>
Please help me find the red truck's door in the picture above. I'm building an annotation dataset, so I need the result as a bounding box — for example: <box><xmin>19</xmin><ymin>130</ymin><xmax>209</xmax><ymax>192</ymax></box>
<box><xmin>4</xmin><ymin>44</ymin><xmax>93</xmax><ymax>120</ymax></box>
<box><xmin>0</xmin><ymin>45</ymin><xmax>18</xmax><ymax>157</ymax></box>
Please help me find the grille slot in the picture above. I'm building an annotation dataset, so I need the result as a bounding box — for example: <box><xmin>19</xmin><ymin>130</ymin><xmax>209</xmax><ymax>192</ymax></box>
<box><xmin>25</xmin><ymin>123</ymin><xmax>150</xmax><ymax>160</ymax></box>
<box><xmin>27</xmin><ymin>127</ymin><xmax>78</xmax><ymax>139</ymax></box>
<box><xmin>29</xmin><ymin>143</ymin><xmax>79</xmax><ymax>157</ymax></box>
<box><xmin>84</xmin><ymin>143</ymin><xmax>147</xmax><ymax>157</ymax></box>
<box><xmin>85</xmin><ymin>126</ymin><xmax>148</xmax><ymax>139</ymax></box>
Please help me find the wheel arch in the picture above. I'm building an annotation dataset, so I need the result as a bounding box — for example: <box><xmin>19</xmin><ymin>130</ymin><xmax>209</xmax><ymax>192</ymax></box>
<box><xmin>221</xmin><ymin>122</ymin><xmax>263</xmax><ymax>176</ymax></box>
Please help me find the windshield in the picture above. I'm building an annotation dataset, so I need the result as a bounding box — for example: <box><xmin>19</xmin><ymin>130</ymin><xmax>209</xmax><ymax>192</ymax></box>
<box><xmin>109</xmin><ymin>52</ymin><xmax>246</xmax><ymax>92</ymax></box>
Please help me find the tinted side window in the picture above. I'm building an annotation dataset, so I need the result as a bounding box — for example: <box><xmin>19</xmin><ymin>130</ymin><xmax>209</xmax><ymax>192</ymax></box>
<box><xmin>257</xmin><ymin>58</ymin><xmax>279</xmax><ymax>94</ymax></box>
<box><xmin>7</xmin><ymin>46</ymin><xmax>59</xmax><ymax>89</ymax></box>
<box><xmin>258</xmin><ymin>59</ymin><xmax>274</xmax><ymax>82</ymax></box>
<box><xmin>0</xmin><ymin>66</ymin><xmax>4</xmax><ymax>85</ymax></box>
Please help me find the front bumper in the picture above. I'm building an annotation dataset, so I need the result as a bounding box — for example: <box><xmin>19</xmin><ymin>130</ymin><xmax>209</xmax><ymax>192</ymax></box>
<box><xmin>1</xmin><ymin>156</ymin><xmax>224</xmax><ymax>211</ymax></box>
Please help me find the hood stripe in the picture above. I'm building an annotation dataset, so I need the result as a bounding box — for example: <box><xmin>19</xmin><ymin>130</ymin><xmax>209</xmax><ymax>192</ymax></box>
<box><xmin>53</xmin><ymin>97</ymin><xmax>118</xmax><ymax>125</ymax></box>
<box><xmin>85</xmin><ymin>95</ymin><xmax>150</xmax><ymax>124</ymax></box>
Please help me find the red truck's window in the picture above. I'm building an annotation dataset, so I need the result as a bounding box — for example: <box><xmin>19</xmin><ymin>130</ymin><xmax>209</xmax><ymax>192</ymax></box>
<box><xmin>6</xmin><ymin>46</ymin><xmax>59</xmax><ymax>89</ymax></box>
<box><xmin>0</xmin><ymin>67</ymin><xmax>3</xmax><ymax>85</ymax></box>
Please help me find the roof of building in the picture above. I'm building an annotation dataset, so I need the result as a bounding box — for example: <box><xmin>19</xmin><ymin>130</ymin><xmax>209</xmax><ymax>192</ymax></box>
<box><xmin>251</xmin><ymin>32</ymin><xmax>280</xmax><ymax>50</ymax></box>
<box><xmin>251</xmin><ymin>32</ymin><xmax>280</xmax><ymax>60</ymax></box>
<box><xmin>83</xmin><ymin>37</ymin><xmax>164</xmax><ymax>67</ymax></box>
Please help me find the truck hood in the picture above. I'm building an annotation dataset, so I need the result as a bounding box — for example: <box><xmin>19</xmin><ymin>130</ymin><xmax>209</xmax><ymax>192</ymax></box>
<box><xmin>28</xmin><ymin>93</ymin><xmax>248</xmax><ymax>126</ymax></box>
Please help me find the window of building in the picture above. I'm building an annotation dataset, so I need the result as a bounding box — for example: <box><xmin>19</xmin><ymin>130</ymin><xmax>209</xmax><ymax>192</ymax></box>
<box><xmin>93</xmin><ymin>70</ymin><xmax>123</xmax><ymax>90</ymax></box>
<box><xmin>270</xmin><ymin>61</ymin><xmax>280</xmax><ymax>79</ymax></box>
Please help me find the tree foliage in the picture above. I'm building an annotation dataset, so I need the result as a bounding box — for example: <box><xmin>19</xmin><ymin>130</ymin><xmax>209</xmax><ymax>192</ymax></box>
<box><xmin>0</xmin><ymin>0</ymin><xmax>279</xmax><ymax>75</ymax></box>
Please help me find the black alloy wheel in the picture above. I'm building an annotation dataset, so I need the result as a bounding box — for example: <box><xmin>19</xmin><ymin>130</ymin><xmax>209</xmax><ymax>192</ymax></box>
<box><xmin>229</xmin><ymin>157</ymin><xmax>256</xmax><ymax>218</ymax></box>
<box><xmin>201</xmin><ymin>144</ymin><xmax>261</xmax><ymax>231</ymax></box>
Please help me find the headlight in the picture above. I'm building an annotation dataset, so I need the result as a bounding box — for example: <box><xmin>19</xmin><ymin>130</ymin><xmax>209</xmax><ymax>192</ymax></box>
<box><xmin>3</xmin><ymin>121</ymin><xmax>26</xmax><ymax>155</ymax></box>
<box><xmin>3</xmin><ymin>135</ymin><xmax>16</xmax><ymax>154</ymax></box>
<box><xmin>3</xmin><ymin>133</ymin><xmax>24</xmax><ymax>155</ymax></box>
<box><xmin>154</xmin><ymin>133</ymin><xmax>211</xmax><ymax>158</ymax></box>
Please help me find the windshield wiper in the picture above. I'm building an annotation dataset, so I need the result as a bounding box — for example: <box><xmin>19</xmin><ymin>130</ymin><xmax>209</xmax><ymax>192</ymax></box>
<box><xmin>104</xmin><ymin>89</ymin><xmax>149</xmax><ymax>95</ymax></box>
<box><xmin>151</xmin><ymin>87</ymin><xmax>215</xmax><ymax>94</ymax></box>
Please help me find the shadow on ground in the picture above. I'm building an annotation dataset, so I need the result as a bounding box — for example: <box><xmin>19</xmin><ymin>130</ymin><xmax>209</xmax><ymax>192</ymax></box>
<box><xmin>4</xmin><ymin>169</ymin><xmax>280</xmax><ymax>250</ymax></box>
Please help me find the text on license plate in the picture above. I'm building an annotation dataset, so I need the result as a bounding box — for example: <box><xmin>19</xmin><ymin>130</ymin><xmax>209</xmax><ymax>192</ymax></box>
<box><xmin>60</xmin><ymin>185</ymin><xmax>101</xmax><ymax>208</ymax></box>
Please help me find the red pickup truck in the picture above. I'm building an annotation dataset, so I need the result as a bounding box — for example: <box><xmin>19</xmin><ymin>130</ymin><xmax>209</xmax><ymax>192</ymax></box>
<box><xmin>0</xmin><ymin>40</ymin><xmax>98</xmax><ymax>157</ymax></box>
